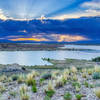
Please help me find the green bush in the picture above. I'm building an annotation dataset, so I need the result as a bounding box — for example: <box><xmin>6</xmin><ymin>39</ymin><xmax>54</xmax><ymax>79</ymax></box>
<box><xmin>26</xmin><ymin>74</ymin><xmax>36</xmax><ymax>86</ymax></box>
<box><xmin>92</xmin><ymin>57</ymin><xmax>100</xmax><ymax>62</ymax></box>
<box><xmin>39</xmin><ymin>78</ymin><xmax>45</xmax><ymax>85</ymax></box>
<box><xmin>45</xmin><ymin>90</ymin><xmax>55</xmax><ymax>97</ymax></box>
<box><xmin>9</xmin><ymin>91</ymin><xmax>17</xmax><ymax>98</ymax></box>
<box><xmin>41</xmin><ymin>73</ymin><xmax>51</xmax><ymax>79</ymax></box>
<box><xmin>75</xmin><ymin>94</ymin><xmax>82</xmax><ymax>100</ymax></box>
<box><xmin>0</xmin><ymin>85</ymin><xmax>6</xmax><ymax>93</ymax></box>
<box><xmin>64</xmin><ymin>92</ymin><xmax>72</xmax><ymax>100</ymax></box>
<box><xmin>12</xmin><ymin>75</ymin><xmax>19</xmax><ymax>81</ymax></box>
<box><xmin>72</xmin><ymin>82</ymin><xmax>81</xmax><ymax>88</ymax></box>
<box><xmin>32</xmin><ymin>85</ymin><xmax>37</xmax><ymax>93</ymax></box>
<box><xmin>84</xmin><ymin>81</ymin><xmax>89</xmax><ymax>87</ymax></box>
<box><xmin>44</xmin><ymin>95</ymin><xmax>51</xmax><ymax>100</ymax></box>
<box><xmin>92</xmin><ymin>72</ymin><xmax>100</xmax><ymax>79</ymax></box>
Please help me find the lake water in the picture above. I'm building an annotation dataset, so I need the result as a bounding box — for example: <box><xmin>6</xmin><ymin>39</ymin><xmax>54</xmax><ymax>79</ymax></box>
<box><xmin>0</xmin><ymin>45</ymin><xmax>100</xmax><ymax>66</ymax></box>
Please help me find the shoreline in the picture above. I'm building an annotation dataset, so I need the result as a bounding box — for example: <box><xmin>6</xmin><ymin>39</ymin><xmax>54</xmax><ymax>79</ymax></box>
<box><xmin>0</xmin><ymin>43</ymin><xmax>98</xmax><ymax>51</ymax></box>
<box><xmin>0</xmin><ymin>58</ymin><xmax>99</xmax><ymax>75</ymax></box>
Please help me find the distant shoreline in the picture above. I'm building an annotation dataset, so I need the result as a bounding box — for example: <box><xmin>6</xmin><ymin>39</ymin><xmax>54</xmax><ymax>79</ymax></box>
<box><xmin>0</xmin><ymin>43</ymin><xmax>99</xmax><ymax>51</ymax></box>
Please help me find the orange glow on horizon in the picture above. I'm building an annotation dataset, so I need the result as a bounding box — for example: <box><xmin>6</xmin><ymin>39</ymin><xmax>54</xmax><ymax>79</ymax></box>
<box><xmin>9</xmin><ymin>34</ymin><xmax>88</xmax><ymax>42</ymax></box>
<box><xmin>9</xmin><ymin>37</ymin><xmax>48</xmax><ymax>42</ymax></box>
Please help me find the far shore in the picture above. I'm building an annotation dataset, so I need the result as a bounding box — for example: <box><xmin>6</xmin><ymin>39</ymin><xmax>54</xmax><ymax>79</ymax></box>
<box><xmin>0</xmin><ymin>43</ymin><xmax>98</xmax><ymax>51</ymax></box>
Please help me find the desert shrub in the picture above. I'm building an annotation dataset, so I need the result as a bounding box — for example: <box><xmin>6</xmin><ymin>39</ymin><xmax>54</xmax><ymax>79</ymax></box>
<box><xmin>31</xmin><ymin>79</ymin><xmax>37</xmax><ymax>93</ymax></box>
<box><xmin>26</xmin><ymin>73</ymin><xmax>36</xmax><ymax>86</ymax></box>
<box><xmin>72</xmin><ymin>82</ymin><xmax>81</xmax><ymax>92</ymax></box>
<box><xmin>39</xmin><ymin>78</ymin><xmax>45</xmax><ymax>86</ymax></box>
<box><xmin>94</xmin><ymin>88</ymin><xmax>100</xmax><ymax>98</ymax></box>
<box><xmin>20</xmin><ymin>84</ymin><xmax>29</xmax><ymax>100</ymax></box>
<box><xmin>82</xmin><ymin>68</ymin><xmax>87</xmax><ymax>73</ymax></box>
<box><xmin>71</xmin><ymin>66</ymin><xmax>77</xmax><ymax>73</ymax></box>
<box><xmin>32</xmin><ymin>85</ymin><xmax>37</xmax><ymax>93</ymax></box>
<box><xmin>31</xmin><ymin>70</ymin><xmax>39</xmax><ymax>78</ymax></box>
<box><xmin>44</xmin><ymin>95</ymin><xmax>51</xmax><ymax>100</ymax></box>
<box><xmin>41</xmin><ymin>73</ymin><xmax>51</xmax><ymax>80</ymax></box>
<box><xmin>0</xmin><ymin>84</ymin><xmax>6</xmax><ymax>93</ymax></box>
<box><xmin>75</xmin><ymin>86</ymin><xmax>80</xmax><ymax>92</ymax></box>
<box><xmin>94</xmin><ymin>66</ymin><xmax>100</xmax><ymax>72</ymax></box>
<box><xmin>63</xmin><ymin>69</ymin><xmax>70</xmax><ymax>75</ymax></box>
<box><xmin>72</xmin><ymin>75</ymin><xmax>78</xmax><ymax>81</ymax></box>
<box><xmin>92</xmin><ymin>72</ymin><xmax>100</xmax><ymax>79</ymax></box>
<box><xmin>45</xmin><ymin>80</ymin><xmax>55</xmax><ymax>97</ymax></box>
<box><xmin>92</xmin><ymin>57</ymin><xmax>100</xmax><ymax>62</ymax></box>
<box><xmin>8</xmin><ymin>77</ymin><xmax>12</xmax><ymax>82</ymax></box>
<box><xmin>90</xmin><ymin>84</ymin><xmax>95</xmax><ymax>88</ymax></box>
<box><xmin>0</xmin><ymin>75</ymin><xmax>7</xmax><ymax>82</ymax></box>
<box><xmin>87</xmin><ymin>68</ymin><xmax>94</xmax><ymax>75</ymax></box>
<box><xmin>45</xmin><ymin>90</ymin><xmax>55</xmax><ymax>97</ymax></box>
<box><xmin>64</xmin><ymin>92</ymin><xmax>72</xmax><ymax>100</ymax></box>
<box><xmin>12</xmin><ymin>75</ymin><xmax>19</xmax><ymax>81</ymax></box>
<box><xmin>9</xmin><ymin>91</ymin><xmax>17</xmax><ymax>98</ymax></box>
<box><xmin>55</xmin><ymin>75</ymin><xmax>67</xmax><ymax>88</ymax></box>
<box><xmin>84</xmin><ymin>81</ymin><xmax>89</xmax><ymax>87</ymax></box>
<box><xmin>17</xmin><ymin>74</ymin><xmax>25</xmax><ymax>84</ymax></box>
<box><xmin>75</xmin><ymin>94</ymin><xmax>82</xmax><ymax>100</ymax></box>
<box><xmin>20</xmin><ymin>93</ymin><xmax>29</xmax><ymax>100</ymax></box>
<box><xmin>82</xmin><ymin>73</ymin><xmax>87</xmax><ymax>78</ymax></box>
<box><xmin>62</xmin><ymin>71</ymin><xmax>68</xmax><ymax>81</ymax></box>
<box><xmin>72</xmin><ymin>82</ymin><xmax>81</xmax><ymax>88</ymax></box>
<box><xmin>52</xmin><ymin>70</ymin><xmax>60</xmax><ymax>79</ymax></box>
<box><xmin>52</xmin><ymin>70</ymin><xmax>60</xmax><ymax>76</ymax></box>
<box><xmin>55</xmin><ymin>79</ymin><xmax>64</xmax><ymax>88</ymax></box>
<box><xmin>20</xmin><ymin>84</ymin><xmax>28</xmax><ymax>94</ymax></box>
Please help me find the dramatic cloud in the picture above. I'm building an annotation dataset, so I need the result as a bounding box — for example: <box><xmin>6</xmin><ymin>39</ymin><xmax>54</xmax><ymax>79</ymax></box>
<box><xmin>0</xmin><ymin>16</ymin><xmax>99</xmax><ymax>43</ymax></box>
<box><xmin>50</xmin><ymin>34</ymin><xmax>88</xmax><ymax>42</ymax></box>
<box><xmin>8</xmin><ymin>34</ymin><xmax>88</xmax><ymax>42</ymax></box>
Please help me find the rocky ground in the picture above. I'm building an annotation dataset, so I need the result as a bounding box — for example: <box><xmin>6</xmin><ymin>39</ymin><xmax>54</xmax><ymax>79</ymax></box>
<box><xmin>0</xmin><ymin>59</ymin><xmax>100</xmax><ymax>100</ymax></box>
<box><xmin>0</xmin><ymin>67</ymin><xmax>100</xmax><ymax>100</ymax></box>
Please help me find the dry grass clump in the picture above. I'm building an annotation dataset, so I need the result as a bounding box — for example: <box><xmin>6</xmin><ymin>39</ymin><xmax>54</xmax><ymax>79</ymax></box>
<box><xmin>94</xmin><ymin>87</ymin><xmax>100</xmax><ymax>98</ymax></box>
<box><xmin>17</xmin><ymin>74</ymin><xmax>26</xmax><ymax>84</ymax></box>
<box><xmin>87</xmin><ymin>68</ymin><xmax>94</xmax><ymax>75</ymax></box>
<box><xmin>31</xmin><ymin>70</ymin><xmax>39</xmax><ymax>78</ymax></box>
<box><xmin>94</xmin><ymin>66</ymin><xmax>100</xmax><ymax>72</ymax></box>
<box><xmin>20</xmin><ymin>84</ymin><xmax>29</xmax><ymax>100</ymax></box>
<box><xmin>71</xmin><ymin>66</ymin><xmax>77</xmax><ymax>73</ymax></box>
<box><xmin>0</xmin><ymin>75</ymin><xmax>7</xmax><ymax>82</ymax></box>
<box><xmin>26</xmin><ymin>73</ymin><xmax>36</xmax><ymax>86</ymax></box>
<box><xmin>0</xmin><ymin>83</ymin><xmax>6</xmax><ymax>93</ymax></box>
<box><xmin>45</xmin><ymin>80</ymin><xmax>55</xmax><ymax>97</ymax></box>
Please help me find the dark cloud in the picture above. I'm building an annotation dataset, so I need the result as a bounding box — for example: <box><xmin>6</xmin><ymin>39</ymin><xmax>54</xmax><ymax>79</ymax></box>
<box><xmin>0</xmin><ymin>16</ymin><xmax>100</xmax><ymax>43</ymax></box>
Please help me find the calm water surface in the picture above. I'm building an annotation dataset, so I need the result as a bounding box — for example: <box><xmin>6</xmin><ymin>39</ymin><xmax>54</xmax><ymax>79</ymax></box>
<box><xmin>0</xmin><ymin>45</ymin><xmax>100</xmax><ymax>66</ymax></box>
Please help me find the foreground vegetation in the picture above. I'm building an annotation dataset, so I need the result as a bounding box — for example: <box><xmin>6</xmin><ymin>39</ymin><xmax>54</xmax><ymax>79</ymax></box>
<box><xmin>0</xmin><ymin>65</ymin><xmax>100</xmax><ymax>100</ymax></box>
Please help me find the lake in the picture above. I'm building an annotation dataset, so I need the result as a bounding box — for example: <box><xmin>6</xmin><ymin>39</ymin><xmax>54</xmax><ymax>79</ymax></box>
<box><xmin>0</xmin><ymin>45</ymin><xmax>100</xmax><ymax>66</ymax></box>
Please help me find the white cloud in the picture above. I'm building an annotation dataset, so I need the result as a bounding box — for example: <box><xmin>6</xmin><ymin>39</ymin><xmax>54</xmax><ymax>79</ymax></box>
<box><xmin>51</xmin><ymin>11</ymin><xmax>100</xmax><ymax>20</ymax></box>
<box><xmin>81</xmin><ymin>1</ymin><xmax>100</xmax><ymax>9</ymax></box>
<box><xmin>0</xmin><ymin>9</ymin><xmax>8</xmax><ymax>20</ymax></box>
<box><xmin>0</xmin><ymin>9</ymin><xmax>31</xmax><ymax>21</ymax></box>
<box><xmin>51</xmin><ymin>0</ymin><xmax>100</xmax><ymax>20</ymax></box>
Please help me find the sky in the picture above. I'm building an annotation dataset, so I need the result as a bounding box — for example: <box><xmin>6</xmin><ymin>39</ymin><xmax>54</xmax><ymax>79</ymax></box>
<box><xmin>0</xmin><ymin>0</ymin><xmax>100</xmax><ymax>43</ymax></box>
